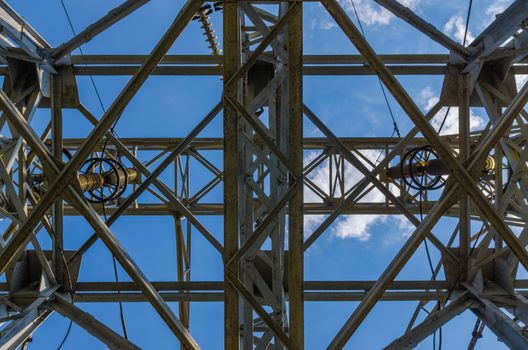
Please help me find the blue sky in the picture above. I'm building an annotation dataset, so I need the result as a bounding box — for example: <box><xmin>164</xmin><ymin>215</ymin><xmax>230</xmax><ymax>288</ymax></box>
<box><xmin>3</xmin><ymin>0</ymin><xmax>520</xmax><ymax>348</ymax></box>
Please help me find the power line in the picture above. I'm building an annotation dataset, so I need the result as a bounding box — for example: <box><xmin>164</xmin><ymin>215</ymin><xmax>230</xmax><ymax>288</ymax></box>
<box><xmin>348</xmin><ymin>3</ymin><xmax>438</xmax><ymax>344</ymax></box>
<box><xmin>59</xmin><ymin>0</ymin><xmax>106</xmax><ymax>115</ymax></box>
<box><xmin>60</xmin><ymin>0</ymin><xmax>121</xmax><ymax>154</ymax></box>
<box><xmin>349</xmin><ymin>0</ymin><xmax>401</xmax><ymax>138</ymax></box>
<box><xmin>463</xmin><ymin>0</ymin><xmax>474</xmax><ymax>46</ymax></box>
<box><xmin>436</xmin><ymin>0</ymin><xmax>473</xmax><ymax>135</ymax></box>
<box><xmin>58</xmin><ymin>0</ymin><xmax>129</xmax><ymax>341</ymax></box>
<box><xmin>56</xmin><ymin>320</ymin><xmax>72</xmax><ymax>350</ymax></box>
<box><xmin>436</xmin><ymin>106</ymin><xmax>451</xmax><ymax>135</ymax></box>
<box><xmin>418</xmin><ymin>186</ymin><xmax>442</xmax><ymax>350</ymax></box>
<box><xmin>101</xmin><ymin>202</ymin><xmax>129</xmax><ymax>340</ymax></box>
<box><xmin>416</xmin><ymin>1</ymin><xmax>475</xmax><ymax>346</ymax></box>
<box><xmin>49</xmin><ymin>211</ymin><xmax>75</xmax><ymax>350</ymax></box>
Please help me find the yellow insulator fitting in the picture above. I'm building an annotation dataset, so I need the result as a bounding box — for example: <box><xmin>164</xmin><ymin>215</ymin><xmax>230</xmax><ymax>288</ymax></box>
<box><xmin>484</xmin><ymin>155</ymin><xmax>496</xmax><ymax>172</ymax></box>
<box><xmin>77</xmin><ymin>173</ymin><xmax>105</xmax><ymax>192</ymax></box>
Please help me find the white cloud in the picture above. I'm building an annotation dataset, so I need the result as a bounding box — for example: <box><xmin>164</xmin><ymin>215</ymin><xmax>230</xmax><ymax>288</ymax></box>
<box><xmin>417</xmin><ymin>86</ymin><xmax>485</xmax><ymax>135</ymax></box>
<box><xmin>321</xmin><ymin>20</ymin><xmax>337</xmax><ymax>30</ymax></box>
<box><xmin>443</xmin><ymin>15</ymin><xmax>474</xmax><ymax>45</ymax></box>
<box><xmin>304</xmin><ymin>214</ymin><xmax>325</xmax><ymax>236</ymax></box>
<box><xmin>417</xmin><ymin>86</ymin><xmax>439</xmax><ymax>111</ymax></box>
<box><xmin>333</xmin><ymin>212</ymin><xmax>414</xmax><ymax>241</ymax></box>
<box><xmin>342</xmin><ymin>0</ymin><xmax>421</xmax><ymax>26</ymax></box>
<box><xmin>334</xmin><ymin>214</ymin><xmax>382</xmax><ymax>240</ymax></box>
<box><xmin>303</xmin><ymin>150</ymin><xmax>413</xmax><ymax>241</ymax></box>
<box><xmin>485</xmin><ymin>0</ymin><xmax>511</xmax><ymax>24</ymax></box>
<box><xmin>318</xmin><ymin>0</ymin><xmax>421</xmax><ymax>30</ymax></box>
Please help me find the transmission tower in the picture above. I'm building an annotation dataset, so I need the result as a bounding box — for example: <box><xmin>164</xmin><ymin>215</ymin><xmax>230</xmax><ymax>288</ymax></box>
<box><xmin>0</xmin><ymin>0</ymin><xmax>526</xmax><ymax>349</ymax></box>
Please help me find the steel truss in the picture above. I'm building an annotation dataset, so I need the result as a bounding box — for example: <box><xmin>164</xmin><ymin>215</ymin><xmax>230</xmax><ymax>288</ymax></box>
<box><xmin>0</xmin><ymin>0</ymin><xmax>525</xmax><ymax>349</ymax></box>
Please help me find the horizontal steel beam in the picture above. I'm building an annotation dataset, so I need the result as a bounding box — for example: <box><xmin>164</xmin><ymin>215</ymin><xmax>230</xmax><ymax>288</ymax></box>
<box><xmin>72</xmin><ymin>65</ymin><xmax>444</xmax><ymax>76</ymax></box>
<box><xmin>0</xmin><ymin>279</ymin><xmax>521</xmax><ymax>293</ymax></box>
<box><xmin>70</xmin><ymin>291</ymin><xmax>449</xmax><ymax>302</ymax></box>
<box><xmin>16</xmin><ymin>290</ymin><xmax>525</xmax><ymax>303</ymax></box>
<box><xmin>0</xmin><ymin>62</ymin><xmax>523</xmax><ymax>76</ymax></box>
<box><xmin>69</xmin><ymin>280</ymin><xmax>455</xmax><ymax>292</ymax></box>
<box><xmin>69</xmin><ymin>54</ymin><xmax>451</xmax><ymax>65</ymax></box>
<box><xmin>55</xmin><ymin>135</ymin><xmax>476</xmax><ymax>151</ymax></box>
<box><xmin>55</xmin><ymin>203</ymin><xmax>526</xmax><ymax>226</ymax></box>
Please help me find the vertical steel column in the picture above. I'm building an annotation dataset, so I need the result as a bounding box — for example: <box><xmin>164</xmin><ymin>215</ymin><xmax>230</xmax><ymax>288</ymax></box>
<box><xmin>174</xmin><ymin>157</ymin><xmax>191</xmax><ymax>337</ymax></box>
<box><xmin>287</xmin><ymin>1</ymin><xmax>304</xmax><ymax>348</ymax></box>
<box><xmin>271</xmin><ymin>5</ymin><xmax>289</xmax><ymax>349</ymax></box>
<box><xmin>174</xmin><ymin>215</ymin><xmax>190</xmax><ymax>347</ymax></box>
<box><xmin>224</xmin><ymin>4</ymin><xmax>301</xmax><ymax>348</ymax></box>
<box><xmin>494</xmin><ymin>141</ymin><xmax>503</xmax><ymax>249</ymax></box>
<box><xmin>240</xmin><ymin>16</ymin><xmax>254</xmax><ymax>346</ymax></box>
<box><xmin>223</xmin><ymin>2</ymin><xmax>241</xmax><ymax>349</ymax></box>
<box><xmin>51</xmin><ymin>73</ymin><xmax>64</xmax><ymax>284</ymax></box>
<box><xmin>492</xmin><ymin>98</ymin><xmax>504</xmax><ymax>250</ymax></box>
<box><xmin>458</xmin><ymin>73</ymin><xmax>470</xmax><ymax>278</ymax></box>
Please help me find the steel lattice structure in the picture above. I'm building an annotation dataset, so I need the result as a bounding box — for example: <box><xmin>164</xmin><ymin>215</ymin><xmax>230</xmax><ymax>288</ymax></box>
<box><xmin>0</xmin><ymin>0</ymin><xmax>526</xmax><ymax>349</ymax></box>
